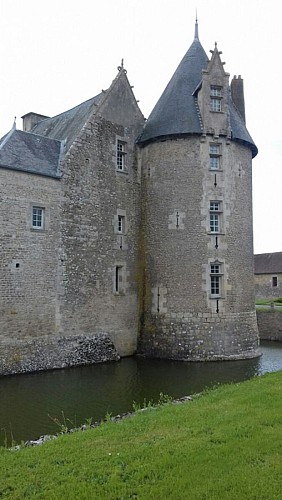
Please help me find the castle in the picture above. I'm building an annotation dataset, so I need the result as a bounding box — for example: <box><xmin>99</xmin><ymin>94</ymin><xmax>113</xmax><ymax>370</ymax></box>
<box><xmin>0</xmin><ymin>22</ymin><xmax>260</xmax><ymax>375</ymax></box>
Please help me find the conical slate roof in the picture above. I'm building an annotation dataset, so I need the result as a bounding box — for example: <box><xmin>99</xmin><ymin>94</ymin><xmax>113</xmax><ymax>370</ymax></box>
<box><xmin>138</xmin><ymin>26</ymin><xmax>258</xmax><ymax>158</ymax></box>
<box><xmin>138</xmin><ymin>36</ymin><xmax>207</xmax><ymax>144</ymax></box>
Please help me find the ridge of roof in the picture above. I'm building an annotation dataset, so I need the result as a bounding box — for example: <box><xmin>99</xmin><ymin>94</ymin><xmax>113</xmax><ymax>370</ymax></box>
<box><xmin>30</xmin><ymin>93</ymin><xmax>103</xmax><ymax>151</ymax></box>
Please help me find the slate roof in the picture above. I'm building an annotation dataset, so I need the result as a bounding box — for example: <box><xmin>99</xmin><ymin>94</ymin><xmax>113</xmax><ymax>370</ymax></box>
<box><xmin>30</xmin><ymin>93</ymin><xmax>103</xmax><ymax>151</ymax></box>
<box><xmin>0</xmin><ymin>129</ymin><xmax>62</xmax><ymax>178</ymax></box>
<box><xmin>138</xmin><ymin>32</ymin><xmax>258</xmax><ymax>158</ymax></box>
<box><xmin>254</xmin><ymin>253</ymin><xmax>282</xmax><ymax>274</ymax></box>
<box><xmin>229</xmin><ymin>94</ymin><xmax>258</xmax><ymax>157</ymax></box>
<box><xmin>138</xmin><ymin>38</ymin><xmax>207</xmax><ymax>144</ymax></box>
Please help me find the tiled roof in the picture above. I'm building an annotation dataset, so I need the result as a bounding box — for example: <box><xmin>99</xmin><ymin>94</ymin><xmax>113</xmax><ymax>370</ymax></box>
<box><xmin>254</xmin><ymin>252</ymin><xmax>282</xmax><ymax>274</ymax></box>
<box><xmin>0</xmin><ymin>129</ymin><xmax>62</xmax><ymax>178</ymax></box>
<box><xmin>30</xmin><ymin>93</ymin><xmax>103</xmax><ymax>151</ymax></box>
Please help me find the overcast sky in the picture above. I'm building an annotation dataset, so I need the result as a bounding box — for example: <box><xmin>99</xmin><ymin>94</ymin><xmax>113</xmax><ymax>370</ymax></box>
<box><xmin>1</xmin><ymin>0</ymin><xmax>281</xmax><ymax>254</ymax></box>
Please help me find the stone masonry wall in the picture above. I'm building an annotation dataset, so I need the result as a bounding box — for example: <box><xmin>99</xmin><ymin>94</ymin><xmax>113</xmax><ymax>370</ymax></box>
<box><xmin>255</xmin><ymin>273</ymin><xmax>282</xmax><ymax>299</ymax></box>
<box><xmin>0</xmin><ymin>334</ymin><xmax>119</xmax><ymax>376</ymax></box>
<box><xmin>0</xmin><ymin>169</ymin><xmax>61</xmax><ymax>341</ymax></box>
<box><xmin>59</xmin><ymin>72</ymin><xmax>144</xmax><ymax>356</ymax></box>
<box><xmin>256</xmin><ymin>310</ymin><xmax>282</xmax><ymax>341</ymax></box>
<box><xmin>138</xmin><ymin>136</ymin><xmax>259</xmax><ymax>360</ymax></box>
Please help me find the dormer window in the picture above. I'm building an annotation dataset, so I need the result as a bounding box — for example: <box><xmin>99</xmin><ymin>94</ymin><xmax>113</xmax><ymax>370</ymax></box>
<box><xmin>210</xmin><ymin>86</ymin><xmax>222</xmax><ymax>112</ymax></box>
<box><xmin>210</xmin><ymin>86</ymin><xmax>222</xmax><ymax>97</ymax></box>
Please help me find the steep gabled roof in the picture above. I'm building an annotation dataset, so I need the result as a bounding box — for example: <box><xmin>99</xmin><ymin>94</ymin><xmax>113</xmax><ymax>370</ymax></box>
<box><xmin>254</xmin><ymin>252</ymin><xmax>282</xmax><ymax>274</ymax></box>
<box><xmin>0</xmin><ymin>129</ymin><xmax>62</xmax><ymax>178</ymax></box>
<box><xmin>30</xmin><ymin>93</ymin><xmax>103</xmax><ymax>151</ymax></box>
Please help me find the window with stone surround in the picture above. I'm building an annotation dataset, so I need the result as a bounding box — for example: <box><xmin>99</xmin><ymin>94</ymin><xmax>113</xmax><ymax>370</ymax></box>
<box><xmin>117</xmin><ymin>215</ymin><xmax>125</xmax><ymax>234</ymax></box>
<box><xmin>210</xmin><ymin>262</ymin><xmax>223</xmax><ymax>297</ymax></box>
<box><xmin>209</xmin><ymin>201</ymin><xmax>222</xmax><ymax>233</ymax></box>
<box><xmin>209</xmin><ymin>143</ymin><xmax>221</xmax><ymax>170</ymax></box>
<box><xmin>32</xmin><ymin>206</ymin><xmax>44</xmax><ymax>229</ymax></box>
<box><xmin>116</xmin><ymin>140</ymin><xmax>126</xmax><ymax>171</ymax></box>
<box><xmin>114</xmin><ymin>265</ymin><xmax>124</xmax><ymax>294</ymax></box>
<box><xmin>210</xmin><ymin>86</ymin><xmax>222</xmax><ymax>112</ymax></box>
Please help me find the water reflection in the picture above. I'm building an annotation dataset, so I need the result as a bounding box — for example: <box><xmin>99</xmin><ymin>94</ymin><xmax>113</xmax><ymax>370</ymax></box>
<box><xmin>0</xmin><ymin>341</ymin><xmax>281</xmax><ymax>446</ymax></box>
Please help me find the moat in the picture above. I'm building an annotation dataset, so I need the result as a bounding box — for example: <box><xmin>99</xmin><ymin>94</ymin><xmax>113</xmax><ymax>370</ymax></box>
<box><xmin>1</xmin><ymin>340</ymin><xmax>282</xmax><ymax>447</ymax></box>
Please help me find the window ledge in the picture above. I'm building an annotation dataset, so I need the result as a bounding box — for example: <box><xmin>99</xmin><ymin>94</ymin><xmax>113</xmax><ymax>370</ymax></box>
<box><xmin>116</xmin><ymin>169</ymin><xmax>128</xmax><ymax>175</ymax></box>
<box><xmin>208</xmin><ymin>231</ymin><xmax>225</xmax><ymax>236</ymax></box>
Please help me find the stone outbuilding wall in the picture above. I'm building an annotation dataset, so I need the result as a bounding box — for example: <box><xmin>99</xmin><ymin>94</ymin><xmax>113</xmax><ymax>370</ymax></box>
<box><xmin>256</xmin><ymin>310</ymin><xmax>282</xmax><ymax>341</ymax></box>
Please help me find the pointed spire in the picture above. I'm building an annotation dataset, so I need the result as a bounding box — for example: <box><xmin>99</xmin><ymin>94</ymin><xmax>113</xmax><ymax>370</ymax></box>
<box><xmin>194</xmin><ymin>11</ymin><xmax>199</xmax><ymax>40</ymax></box>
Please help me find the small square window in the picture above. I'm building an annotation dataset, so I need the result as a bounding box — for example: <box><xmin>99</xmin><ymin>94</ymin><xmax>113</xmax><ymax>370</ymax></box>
<box><xmin>117</xmin><ymin>141</ymin><xmax>126</xmax><ymax>170</ymax></box>
<box><xmin>32</xmin><ymin>207</ymin><xmax>44</xmax><ymax>229</ymax></box>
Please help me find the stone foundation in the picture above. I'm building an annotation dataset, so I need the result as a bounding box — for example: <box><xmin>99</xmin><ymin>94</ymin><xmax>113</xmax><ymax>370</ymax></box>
<box><xmin>139</xmin><ymin>311</ymin><xmax>260</xmax><ymax>361</ymax></box>
<box><xmin>0</xmin><ymin>334</ymin><xmax>120</xmax><ymax>376</ymax></box>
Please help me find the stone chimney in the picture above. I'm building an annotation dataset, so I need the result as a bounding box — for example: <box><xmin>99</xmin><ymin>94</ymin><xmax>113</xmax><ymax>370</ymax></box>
<box><xmin>21</xmin><ymin>112</ymin><xmax>49</xmax><ymax>132</ymax></box>
<box><xmin>231</xmin><ymin>75</ymin><xmax>246</xmax><ymax>123</ymax></box>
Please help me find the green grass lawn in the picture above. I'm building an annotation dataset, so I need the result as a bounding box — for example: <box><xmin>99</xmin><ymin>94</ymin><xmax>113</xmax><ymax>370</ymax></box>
<box><xmin>256</xmin><ymin>298</ymin><xmax>282</xmax><ymax>306</ymax></box>
<box><xmin>1</xmin><ymin>372</ymin><xmax>281</xmax><ymax>499</ymax></box>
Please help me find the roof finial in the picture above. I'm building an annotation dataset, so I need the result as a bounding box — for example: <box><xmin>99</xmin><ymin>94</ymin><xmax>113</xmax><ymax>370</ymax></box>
<box><xmin>194</xmin><ymin>11</ymin><xmax>199</xmax><ymax>40</ymax></box>
<box><xmin>117</xmin><ymin>58</ymin><xmax>127</xmax><ymax>74</ymax></box>
<box><xmin>13</xmin><ymin>117</ymin><xmax>16</xmax><ymax>130</ymax></box>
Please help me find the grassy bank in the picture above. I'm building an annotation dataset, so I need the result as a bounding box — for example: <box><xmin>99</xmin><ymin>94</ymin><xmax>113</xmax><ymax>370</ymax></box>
<box><xmin>1</xmin><ymin>372</ymin><xmax>281</xmax><ymax>499</ymax></box>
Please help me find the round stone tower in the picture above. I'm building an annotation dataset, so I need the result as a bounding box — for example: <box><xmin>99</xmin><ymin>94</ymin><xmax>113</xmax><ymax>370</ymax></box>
<box><xmin>137</xmin><ymin>21</ymin><xmax>260</xmax><ymax>360</ymax></box>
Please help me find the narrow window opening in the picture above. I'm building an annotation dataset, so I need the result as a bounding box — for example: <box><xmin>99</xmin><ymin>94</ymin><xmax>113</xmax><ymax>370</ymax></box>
<box><xmin>209</xmin><ymin>201</ymin><xmax>222</xmax><ymax>233</ymax></box>
<box><xmin>210</xmin><ymin>262</ymin><xmax>223</xmax><ymax>298</ymax></box>
<box><xmin>209</xmin><ymin>144</ymin><xmax>221</xmax><ymax>170</ymax></box>
<box><xmin>272</xmin><ymin>276</ymin><xmax>278</xmax><ymax>288</ymax></box>
<box><xmin>116</xmin><ymin>140</ymin><xmax>126</xmax><ymax>170</ymax></box>
<box><xmin>115</xmin><ymin>266</ymin><xmax>122</xmax><ymax>293</ymax></box>
<box><xmin>16</xmin><ymin>263</ymin><xmax>20</xmax><ymax>268</ymax></box>
<box><xmin>117</xmin><ymin>215</ymin><xmax>125</xmax><ymax>234</ymax></box>
<box><xmin>157</xmin><ymin>287</ymin><xmax>160</xmax><ymax>313</ymax></box>
<box><xmin>176</xmin><ymin>211</ymin><xmax>179</xmax><ymax>228</ymax></box>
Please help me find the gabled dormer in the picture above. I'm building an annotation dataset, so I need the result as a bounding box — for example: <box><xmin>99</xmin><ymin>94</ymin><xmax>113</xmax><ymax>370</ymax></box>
<box><xmin>197</xmin><ymin>43</ymin><xmax>230</xmax><ymax>137</ymax></box>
